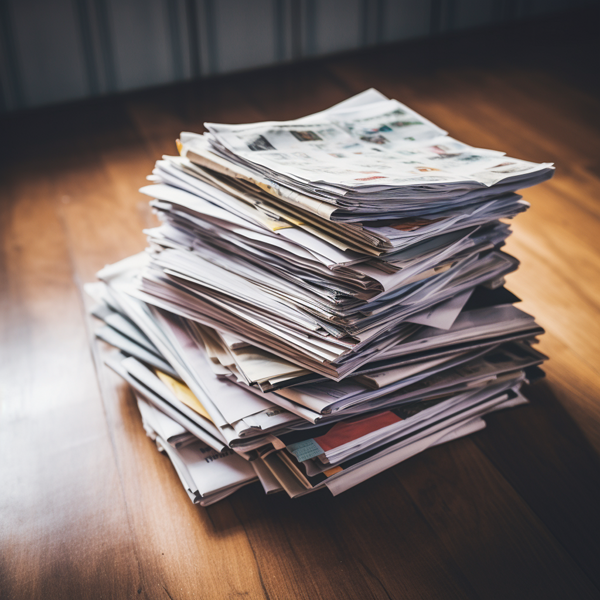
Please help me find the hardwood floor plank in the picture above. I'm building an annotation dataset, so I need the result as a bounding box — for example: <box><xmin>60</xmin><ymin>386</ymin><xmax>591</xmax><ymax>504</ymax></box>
<box><xmin>473</xmin><ymin>381</ymin><xmax>600</xmax><ymax>589</ymax></box>
<box><xmin>230</xmin><ymin>477</ymin><xmax>479</xmax><ymax>600</ymax></box>
<box><xmin>394</xmin><ymin>435</ymin><xmax>599</xmax><ymax>599</ymax></box>
<box><xmin>0</xmin><ymin>167</ymin><xmax>143</xmax><ymax>599</ymax></box>
<box><xmin>535</xmin><ymin>333</ymin><xmax>600</xmax><ymax>450</ymax></box>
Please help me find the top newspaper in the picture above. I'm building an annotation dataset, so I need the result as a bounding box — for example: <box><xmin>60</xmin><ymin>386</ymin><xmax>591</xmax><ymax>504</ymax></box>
<box><xmin>184</xmin><ymin>89</ymin><xmax>553</xmax><ymax>200</ymax></box>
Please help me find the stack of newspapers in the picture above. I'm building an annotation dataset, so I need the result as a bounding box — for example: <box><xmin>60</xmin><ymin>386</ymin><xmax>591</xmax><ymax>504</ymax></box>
<box><xmin>88</xmin><ymin>89</ymin><xmax>552</xmax><ymax>506</ymax></box>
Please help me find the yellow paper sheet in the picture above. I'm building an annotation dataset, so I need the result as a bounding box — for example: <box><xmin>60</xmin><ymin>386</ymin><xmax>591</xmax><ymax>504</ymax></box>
<box><xmin>155</xmin><ymin>370</ymin><xmax>213</xmax><ymax>422</ymax></box>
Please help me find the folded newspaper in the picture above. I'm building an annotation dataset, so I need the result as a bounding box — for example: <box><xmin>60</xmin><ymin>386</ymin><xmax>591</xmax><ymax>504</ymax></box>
<box><xmin>88</xmin><ymin>89</ymin><xmax>551</xmax><ymax>504</ymax></box>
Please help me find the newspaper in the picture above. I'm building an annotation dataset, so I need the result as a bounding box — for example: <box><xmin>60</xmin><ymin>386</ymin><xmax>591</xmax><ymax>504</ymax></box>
<box><xmin>194</xmin><ymin>93</ymin><xmax>553</xmax><ymax>191</ymax></box>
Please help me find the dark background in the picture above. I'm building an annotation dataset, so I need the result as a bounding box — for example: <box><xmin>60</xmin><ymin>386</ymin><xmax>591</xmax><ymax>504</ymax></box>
<box><xmin>1</xmin><ymin>0</ymin><xmax>598</xmax><ymax>113</ymax></box>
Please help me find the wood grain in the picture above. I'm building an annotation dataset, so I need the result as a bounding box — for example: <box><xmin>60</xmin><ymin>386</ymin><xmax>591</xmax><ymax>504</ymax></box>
<box><xmin>2</xmin><ymin>8</ymin><xmax>600</xmax><ymax>600</ymax></box>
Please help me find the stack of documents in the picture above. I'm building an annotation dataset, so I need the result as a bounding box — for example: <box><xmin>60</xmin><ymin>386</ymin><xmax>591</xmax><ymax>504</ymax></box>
<box><xmin>88</xmin><ymin>89</ymin><xmax>551</xmax><ymax>504</ymax></box>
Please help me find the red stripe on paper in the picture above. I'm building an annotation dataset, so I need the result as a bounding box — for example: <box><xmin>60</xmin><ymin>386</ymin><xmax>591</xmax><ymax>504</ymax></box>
<box><xmin>314</xmin><ymin>411</ymin><xmax>402</xmax><ymax>452</ymax></box>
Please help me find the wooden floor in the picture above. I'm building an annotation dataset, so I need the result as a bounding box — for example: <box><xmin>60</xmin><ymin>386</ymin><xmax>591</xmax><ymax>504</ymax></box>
<box><xmin>2</xmin><ymin>8</ymin><xmax>600</xmax><ymax>600</ymax></box>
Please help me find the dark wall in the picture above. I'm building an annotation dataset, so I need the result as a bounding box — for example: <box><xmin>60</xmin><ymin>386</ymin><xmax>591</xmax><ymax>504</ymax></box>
<box><xmin>0</xmin><ymin>0</ymin><xmax>594</xmax><ymax>113</ymax></box>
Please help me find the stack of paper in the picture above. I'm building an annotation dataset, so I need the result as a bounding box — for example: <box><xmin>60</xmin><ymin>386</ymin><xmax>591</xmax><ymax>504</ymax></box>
<box><xmin>88</xmin><ymin>89</ymin><xmax>551</xmax><ymax>504</ymax></box>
